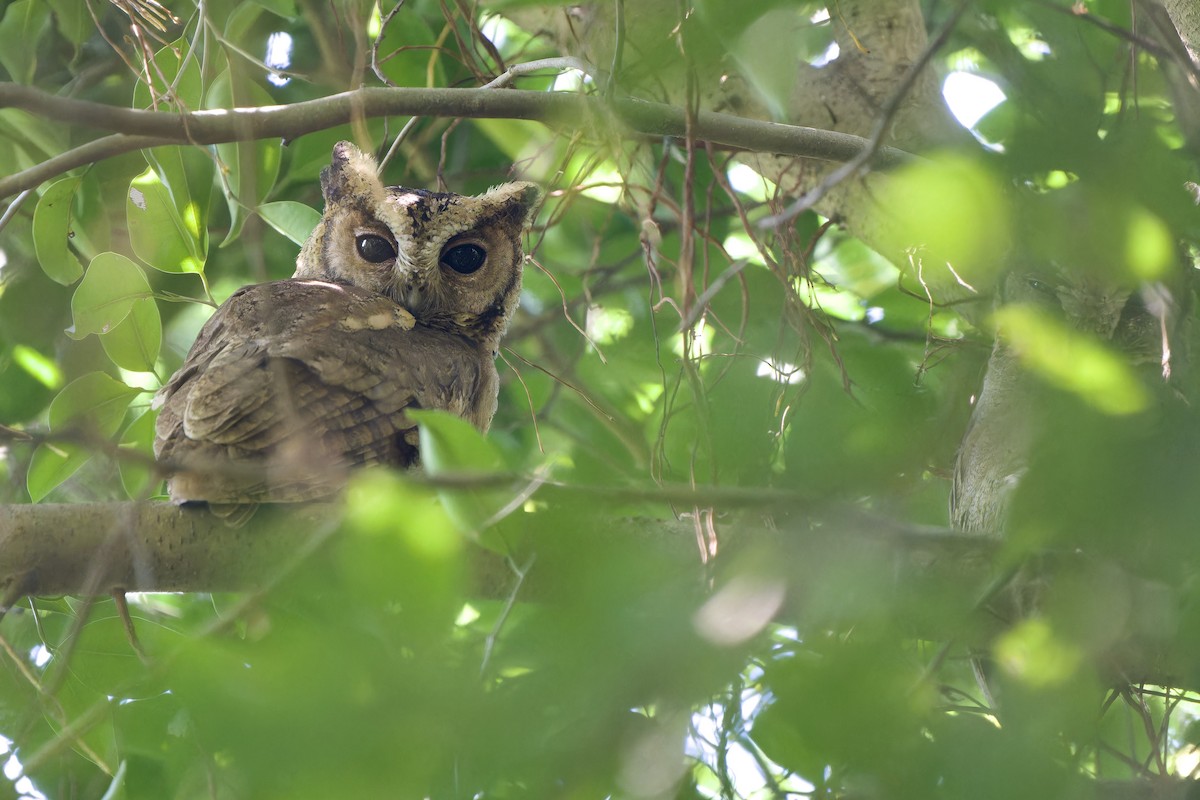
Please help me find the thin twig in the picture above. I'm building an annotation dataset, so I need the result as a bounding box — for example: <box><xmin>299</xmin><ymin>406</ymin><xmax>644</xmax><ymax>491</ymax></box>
<box><xmin>480</xmin><ymin>56</ymin><xmax>598</xmax><ymax>89</ymax></box>
<box><xmin>479</xmin><ymin>552</ymin><xmax>535</xmax><ymax>676</ymax></box>
<box><xmin>371</xmin><ymin>0</ymin><xmax>409</xmax><ymax>87</ymax></box>
<box><xmin>0</xmin><ymin>189</ymin><xmax>33</xmax><ymax>235</ymax></box>
<box><xmin>497</xmin><ymin>348</ymin><xmax>544</xmax><ymax>453</ymax></box>
<box><xmin>1031</xmin><ymin>0</ymin><xmax>1173</xmax><ymax>62</ymax></box>
<box><xmin>501</xmin><ymin>346</ymin><xmax>614</xmax><ymax>422</ymax></box>
<box><xmin>377</xmin><ymin>114</ymin><xmax>422</xmax><ymax>173</ymax></box>
<box><xmin>381</xmin><ymin>56</ymin><xmax>595</xmax><ymax>172</ymax></box>
<box><xmin>676</xmin><ymin>259</ymin><xmax>748</xmax><ymax>334</ymax></box>
<box><xmin>527</xmin><ymin>253</ymin><xmax>607</xmax><ymax>362</ymax></box>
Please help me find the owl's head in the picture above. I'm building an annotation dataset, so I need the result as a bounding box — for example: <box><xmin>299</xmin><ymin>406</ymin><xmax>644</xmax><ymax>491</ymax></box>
<box><xmin>295</xmin><ymin>141</ymin><xmax>541</xmax><ymax>349</ymax></box>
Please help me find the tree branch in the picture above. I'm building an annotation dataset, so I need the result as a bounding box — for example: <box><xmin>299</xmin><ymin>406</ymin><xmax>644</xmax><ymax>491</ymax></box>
<box><xmin>1161</xmin><ymin>0</ymin><xmax>1200</xmax><ymax>56</ymax></box>
<box><xmin>0</xmin><ymin>500</ymin><xmax>537</xmax><ymax>603</ymax></box>
<box><xmin>0</xmin><ymin>501</ymin><xmax>324</xmax><ymax>597</ymax></box>
<box><xmin>1</xmin><ymin>497</ymin><xmax>1195</xmax><ymax>690</ymax></box>
<box><xmin>0</xmin><ymin>495</ymin><xmax>974</xmax><ymax>596</ymax></box>
<box><xmin>0</xmin><ymin>84</ymin><xmax>916</xmax><ymax>199</ymax></box>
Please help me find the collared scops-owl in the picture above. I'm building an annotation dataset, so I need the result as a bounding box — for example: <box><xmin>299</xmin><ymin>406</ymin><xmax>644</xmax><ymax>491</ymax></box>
<box><xmin>153</xmin><ymin>141</ymin><xmax>540</xmax><ymax>509</ymax></box>
<box><xmin>951</xmin><ymin>269</ymin><xmax>1185</xmax><ymax>534</ymax></box>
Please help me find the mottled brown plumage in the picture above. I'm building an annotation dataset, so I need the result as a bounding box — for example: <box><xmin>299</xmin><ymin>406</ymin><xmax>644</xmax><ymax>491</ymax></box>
<box><xmin>153</xmin><ymin>141</ymin><xmax>540</xmax><ymax>507</ymax></box>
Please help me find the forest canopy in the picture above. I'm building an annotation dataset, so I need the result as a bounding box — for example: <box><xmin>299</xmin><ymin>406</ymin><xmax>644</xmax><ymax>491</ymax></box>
<box><xmin>1</xmin><ymin>1</ymin><xmax>1199</xmax><ymax>798</ymax></box>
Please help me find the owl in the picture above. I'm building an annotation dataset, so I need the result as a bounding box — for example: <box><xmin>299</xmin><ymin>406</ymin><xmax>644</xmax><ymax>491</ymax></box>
<box><xmin>153</xmin><ymin>141</ymin><xmax>540</xmax><ymax>510</ymax></box>
<box><xmin>950</xmin><ymin>269</ymin><xmax>1184</xmax><ymax>534</ymax></box>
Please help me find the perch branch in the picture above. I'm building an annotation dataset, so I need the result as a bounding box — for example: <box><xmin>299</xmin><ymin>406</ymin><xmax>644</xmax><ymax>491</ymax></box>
<box><xmin>0</xmin><ymin>84</ymin><xmax>916</xmax><ymax>199</ymax></box>
<box><xmin>0</xmin><ymin>497</ymin><xmax>1191</xmax><ymax>688</ymax></box>
<box><xmin>0</xmin><ymin>491</ymin><xmax>978</xmax><ymax>597</ymax></box>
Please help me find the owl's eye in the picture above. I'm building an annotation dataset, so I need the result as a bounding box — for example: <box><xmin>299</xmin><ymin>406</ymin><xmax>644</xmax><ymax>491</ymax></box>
<box><xmin>356</xmin><ymin>234</ymin><xmax>396</xmax><ymax>263</ymax></box>
<box><xmin>441</xmin><ymin>243</ymin><xmax>487</xmax><ymax>274</ymax></box>
<box><xmin>1026</xmin><ymin>277</ymin><xmax>1058</xmax><ymax>298</ymax></box>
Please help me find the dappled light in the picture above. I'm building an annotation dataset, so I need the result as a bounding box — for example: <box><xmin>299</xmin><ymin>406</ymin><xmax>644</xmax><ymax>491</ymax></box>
<box><xmin>0</xmin><ymin>1</ymin><xmax>1198</xmax><ymax>798</ymax></box>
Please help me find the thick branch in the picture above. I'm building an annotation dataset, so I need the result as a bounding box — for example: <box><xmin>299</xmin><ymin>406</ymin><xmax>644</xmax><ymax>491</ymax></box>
<box><xmin>0</xmin><ymin>84</ymin><xmax>916</xmax><ymax>199</ymax></box>
<box><xmin>0</xmin><ymin>498</ymin><xmax>966</xmax><ymax>597</ymax></box>
<box><xmin>0</xmin><ymin>499</ymin><xmax>1194</xmax><ymax>687</ymax></box>
<box><xmin>0</xmin><ymin>500</ymin><xmax>561</xmax><ymax>601</ymax></box>
<box><xmin>1161</xmin><ymin>0</ymin><xmax>1200</xmax><ymax>56</ymax></box>
<box><xmin>0</xmin><ymin>502</ymin><xmax>329</xmax><ymax>596</ymax></box>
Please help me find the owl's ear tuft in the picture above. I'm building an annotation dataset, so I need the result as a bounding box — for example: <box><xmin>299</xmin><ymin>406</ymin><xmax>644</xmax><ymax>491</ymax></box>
<box><xmin>514</xmin><ymin>183</ymin><xmax>542</xmax><ymax>223</ymax></box>
<box><xmin>486</xmin><ymin>181</ymin><xmax>542</xmax><ymax>230</ymax></box>
<box><xmin>321</xmin><ymin>141</ymin><xmax>381</xmax><ymax>205</ymax></box>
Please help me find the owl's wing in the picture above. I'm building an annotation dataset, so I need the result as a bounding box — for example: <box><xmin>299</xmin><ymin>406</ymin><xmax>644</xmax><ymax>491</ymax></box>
<box><xmin>154</xmin><ymin>280</ymin><xmax>493</xmax><ymax>504</ymax></box>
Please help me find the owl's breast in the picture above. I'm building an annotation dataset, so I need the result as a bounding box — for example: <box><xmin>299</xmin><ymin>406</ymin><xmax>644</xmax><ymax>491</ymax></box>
<box><xmin>154</xmin><ymin>280</ymin><xmax>500</xmax><ymax>505</ymax></box>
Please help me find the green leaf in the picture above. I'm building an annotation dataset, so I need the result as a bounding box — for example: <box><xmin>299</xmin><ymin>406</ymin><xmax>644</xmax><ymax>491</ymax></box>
<box><xmin>0</xmin><ymin>1</ymin><xmax>50</xmax><ymax>83</ymax></box>
<box><xmin>119</xmin><ymin>408</ymin><xmax>160</xmax><ymax>499</ymax></box>
<box><xmin>341</xmin><ymin>469</ymin><xmax>463</xmax><ymax>634</ymax></box>
<box><xmin>726</xmin><ymin>10</ymin><xmax>802</xmax><ymax>119</ymax></box>
<box><xmin>413</xmin><ymin>410</ymin><xmax>506</xmax><ymax>476</ymax></box>
<box><xmin>133</xmin><ymin>40</ymin><xmax>205</xmax><ymax>110</ymax></box>
<box><xmin>128</xmin><ymin>45</ymin><xmax>212</xmax><ymax>265</ymax></box>
<box><xmin>994</xmin><ymin>618</ymin><xmax>1084</xmax><ymax>688</ymax></box>
<box><xmin>372</xmin><ymin>10</ymin><xmax>443</xmax><ymax>88</ymax></box>
<box><xmin>10</xmin><ymin>344</ymin><xmax>63</xmax><ymax>389</ymax></box>
<box><xmin>101</xmin><ymin>298</ymin><xmax>162</xmax><ymax>372</ymax></box>
<box><xmin>27</xmin><ymin>440</ymin><xmax>88</xmax><ymax>502</ymax></box>
<box><xmin>258</xmin><ymin>201</ymin><xmax>321</xmax><ymax>246</ymax></box>
<box><xmin>32</xmin><ymin>176</ymin><xmax>84</xmax><ymax>285</ymax></box>
<box><xmin>70</xmin><ymin>173</ymin><xmax>113</xmax><ymax>262</ymax></box>
<box><xmin>1124</xmin><ymin>206</ymin><xmax>1174</xmax><ymax>280</ymax></box>
<box><xmin>475</xmin><ymin>118</ymin><xmax>550</xmax><ymax>163</ymax></box>
<box><xmin>750</xmin><ymin>700</ymin><xmax>824</xmax><ymax>780</ymax></box>
<box><xmin>27</xmin><ymin>373</ymin><xmax>141</xmax><ymax>501</ymax></box>
<box><xmin>146</xmin><ymin>147</ymin><xmax>211</xmax><ymax>250</ymax></box>
<box><xmin>0</xmin><ymin>108</ymin><xmax>63</xmax><ymax>167</ymax></box>
<box><xmin>46</xmin><ymin>0</ymin><xmax>90</xmax><ymax>46</ymax></box>
<box><xmin>411</xmin><ymin>410</ymin><xmax>515</xmax><ymax>551</ymax></box>
<box><xmin>0</xmin><ymin>345</ymin><xmax>56</xmax><ymax>424</ymax></box>
<box><xmin>252</xmin><ymin>0</ymin><xmax>298</xmax><ymax>17</ymax></box>
<box><xmin>97</xmin><ymin>760</ymin><xmax>127</xmax><ymax>800</ymax></box>
<box><xmin>127</xmin><ymin>167</ymin><xmax>206</xmax><ymax>273</ymax></box>
<box><xmin>993</xmin><ymin>304</ymin><xmax>1150</xmax><ymax>415</ymax></box>
<box><xmin>879</xmin><ymin>153</ymin><xmax>1011</xmax><ymax>289</ymax></box>
<box><xmin>48</xmin><ymin>372</ymin><xmax>141</xmax><ymax>435</ymax></box>
<box><xmin>206</xmin><ymin>70</ymin><xmax>281</xmax><ymax>244</ymax></box>
<box><xmin>70</xmin><ymin>252</ymin><xmax>155</xmax><ymax>339</ymax></box>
